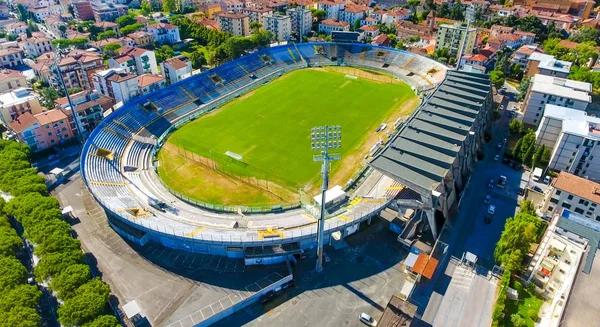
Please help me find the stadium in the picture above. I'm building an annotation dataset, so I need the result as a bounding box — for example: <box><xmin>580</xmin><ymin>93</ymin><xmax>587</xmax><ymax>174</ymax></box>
<box><xmin>80</xmin><ymin>42</ymin><xmax>452</xmax><ymax>262</ymax></box>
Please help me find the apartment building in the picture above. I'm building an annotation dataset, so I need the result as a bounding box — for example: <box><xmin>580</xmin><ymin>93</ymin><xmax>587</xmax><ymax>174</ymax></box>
<box><xmin>128</xmin><ymin>31</ymin><xmax>155</xmax><ymax>47</ymax></box>
<box><xmin>242</xmin><ymin>7</ymin><xmax>272</xmax><ymax>24</ymax></box>
<box><xmin>435</xmin><ymin>22</ymin><xmax>477</xmax><ymax>61</ymax></box>
<box><xmin>109</xmin><ymin>46</ymin><xmax>158</xmax><ymax>75</ymax></box>
<box><xmin>5</xmin><ymin>21</ymin><xmax>28</xmax><ymax>35</ymax></box>
<box><xmin>318</xmin><ymin>19</ymin><xmax>349</xmax><ymax>35</ymax></box>
<box><xmin>262</xmin><ymin>13</ymin><xmax>291</xmax><ymax>41</ymax></box>
<box><xmin>29</xmin><ymin>5</ymin><xmax>63</xmax><ymax>22</ymax></box>
<box><xmin>94</xmin><ymin>21</ymin><xmax>121</xmax><ymax>37</ymax></box>
<box><xmin>286</xmin><ymin>7</ymin><xmax>312</xmax><ymax>37</ymax></box>
<box><xmin>138</xmin><ymin>74</ymin><xmax>165</xmax><ymax>95</ymax></box>
<box><xmin>0</xmin><ymin>48</ymin><xmax>24</xmax><ymax>68</ymax></box>
<box><xmin>536</xmin><ymin>105</ymin><xmax>600</xmax><ymax>180</ymax></box>
<box><xmin>543</xmin><ymin>171</ymin><xmax>600</xmax><ymax>220</ymax></box>
<box><xmin>0</xmin><ymin>88</ymin><xmax>42</xmax><ymax>125</ymax></box>
<box><xmin>339</xmin><ymin>4</ymin><xmax>370</xmax><ymax>24</ymax></box>
<box><xmin>317</xmin><ymin>0</ymin><xmax>344</xmax><ymax>20</ymax></box>
<box><xmin>382</xmin><ymin>10</ymin><xmax>410</xmax><ymax>26</ymax></box>
<box><xmin>24</xmin><ymin>35</ymin><xmax>53</xmax><ymax>57</ymax></box>
<box><xmin>160</xmin><ymin>56</ymin><xmax>192</xmax><ymax>85</ymax></box>
<box><xmin>523</xmin><ymin>74</ymin><xmax>592</xmax><ymax>126</ymax></box>
<box><xmin>8</xmin><ymin>110</ymin><xmax>73</xmax><ymax>151</ymax></box>
<box><xmin>202</xmin><ymin>3</ymin><xmax>222</xmax><ymax>18</ymax></box>
<box><xmin>56</xmin><ymin>51</ymin><xmax>105</xmax><ymax>90</ymax></box>
<box><xmin>223</xmin><ymin>0</ymin><xmax>244</xmax><ymax>13</ymax></box>
<box><xmin>147</xmin><ymin>23</ymin><xmax>181</xmax><ymax>45</ymax></box>
<box><xmin>525</xmin><ymin>53</ymin><xmax>572</xmax><ymax>79</ymax></box>
<box><xmin>511</xmin><ymin>44</ymin><xmax>544</xmax><ymax>70</ymax></box>
<box><xmin>92</xmin><ymin>2</ymin><xmax>128</xmax><ymax>22</ymax></box>
<box><xmin>215</xmin><ymin>12</ymin><xmax>250</xmax><ymax>37</ymax></box>
<box><xmin>0</xmin><ymin>69</ymin><xmax>27</xmax><ymax>93</ymax></box>
<box><xmin>73</xmin><ymin>1</ymin><xmax>94</xmax><ymax>21</ymax></box>
<box><xmin>55</xmin><ymin>90</ymin><xmax>114</xmax><ymax>136</ymax></box>
<box><xmin>93</xmin><ymin>68</ymin><xmax>139</xmax><ymax>105</ymax></box>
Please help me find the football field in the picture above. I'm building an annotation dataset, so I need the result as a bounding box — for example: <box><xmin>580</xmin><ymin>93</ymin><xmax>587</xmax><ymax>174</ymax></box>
<box><xmin>158</xmin><ymin>68</ymin><xmax>419</xmax><ymax>206</ymax></box>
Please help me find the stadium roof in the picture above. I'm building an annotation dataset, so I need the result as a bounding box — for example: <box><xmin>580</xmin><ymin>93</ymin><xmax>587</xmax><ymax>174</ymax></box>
<box><xmin>369</xmin><ymin>70</ymin><xmax>490</xmax><ymax>192</ymax></box>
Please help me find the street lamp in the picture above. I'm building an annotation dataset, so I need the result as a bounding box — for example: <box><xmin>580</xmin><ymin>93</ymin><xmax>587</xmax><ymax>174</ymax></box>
<box><xmin>311</xmin><ymin>125</ymin><xmax>341</xmax><ymax>272</ymax></box>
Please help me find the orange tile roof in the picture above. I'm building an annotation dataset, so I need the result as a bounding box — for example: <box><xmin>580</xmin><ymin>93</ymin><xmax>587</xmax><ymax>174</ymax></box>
<box><xmin>138</xmin><ymin>74</ymin><xmax>164</xmax><ymax>88</ymax></box>
<box><xmin>9</xmin><ymin>111</ymin><xmax>37</xmax><ymax>133</ymax></box>
<box><xmin>553</xmin><ymin>171</ymin><xmax>600</xmax><ymax>204</ymax></box>
<box><xmin>35</xmin><ymin>109</ymin><xmax>67</xmax><ymax>126</ymax></box>
<box><xmin>558</xmin><ymin>39</ymin><xmax>580</xmax><ymax>49</ymax></box>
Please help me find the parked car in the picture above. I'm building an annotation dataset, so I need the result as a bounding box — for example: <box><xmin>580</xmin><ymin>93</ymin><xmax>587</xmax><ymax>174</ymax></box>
<box><xmin>488</xmin><ymin>179</ymin><xmax>495</xmax><ymax>188</ymax></box>
<box><xmin>497</xmin><ymin>175</ymin><xmax>507</xmax><ymax>188</ymax></box>
<box><xmin>533</xmin><ymin>185</ymin><xmax>543</xmax><ymax>193</ymax></box>
<box><xmin>494</xmin><ymin>154</ymin><xmax>500</xmax><ymax>161</ymax></box>
<box><xmin>517</xmin><ymin>188</ymin><xmax>525</xmax><ymax>196</ymax></box>
<box><xmin>543</xmin><ymin>176</ymin><xmax>551</xmax><ymax>184</ymax></box>
<box><xmin>484</xmin><ymin>194</ymin><xmax>491</xmax><ymax>204</ymax></box>
<box><xmin>359</xmin><ymin>313</ymin><xmax>377</xmax><ymax>327</ymax></box>
<box><xmin>485</xmin><ymin>205</ymin><xmax>496</xmax><ymax>224</ymax></box>
<box><xmin>496</xmin><ymin>142</ymin><xmax>503</xmax><ymax>149</ymax></box>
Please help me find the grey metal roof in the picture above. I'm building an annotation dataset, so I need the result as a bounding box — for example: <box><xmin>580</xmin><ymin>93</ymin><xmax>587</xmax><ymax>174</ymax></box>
<box><xmin>557</xmin><ymin>214</ymin><xmax>600</xmax><ymax>274</ymax></box>
<box><xmin>370</xmin><ymin>70</ymin><xmax>491</xmax><ymax>192</ymax></box>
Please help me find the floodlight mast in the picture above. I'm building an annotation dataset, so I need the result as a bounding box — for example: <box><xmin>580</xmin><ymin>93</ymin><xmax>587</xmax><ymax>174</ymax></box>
<box><xmin>311</xmin><ymin>125</ymin><xmax>341</xmax><ymax>272</ymax></box>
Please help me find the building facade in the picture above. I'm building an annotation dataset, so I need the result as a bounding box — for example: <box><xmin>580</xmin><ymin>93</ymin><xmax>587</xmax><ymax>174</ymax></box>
<box><xmin>215</xmin><ymin>12</ymin><xmax>250</xmax><ymax>37</ymax></box>
<box><xmin>435</xmin><ymin>22</ymin><xmax>477</xmax><ymax>61</ymax></box>
<box><xmin>523</xmin><ymin>74</ymin><xmax>592</xmax><ymax>126</ymax></box>
<box><xmin>160</xmin><ymin>56</ymin><xmax>192</xmax><ymax>85</ymax></box>
<box><xmin>147</xmin><ymin>23</ymin><xmax>181</xmax><ymax>45</ymax></box>
<box><xmin>262</xmin><ymin>13</ymin><xmax>292</xmax><ymax>41</ymax></box>
<box><xmin>286</xmin><ymin>8</ymin><xmax>312</xmax><ymax>37</ymax></box>
<box><xmin>319</xmin><ymin>19</ymin><xmax>349</xmax><ymax>35</ymax></box>
<box><xmin>0</xmin><ymin>88</ymin><xmax>42</xmax><ymax>125</ymax></box>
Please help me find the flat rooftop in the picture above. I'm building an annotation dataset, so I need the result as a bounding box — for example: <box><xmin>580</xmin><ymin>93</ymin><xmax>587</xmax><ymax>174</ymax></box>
<box><xmin>531</xmin><ymin>74</ymin><xmax>591</xmax><ymax>103</ymax></box>
<box><xmin>543</xmin><ymin>104</ymin><xmax>600</xmax><ymax>139</ymax></box>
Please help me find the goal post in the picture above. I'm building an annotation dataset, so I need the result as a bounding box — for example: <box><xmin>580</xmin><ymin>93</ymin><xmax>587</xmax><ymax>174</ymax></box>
<box><xmin>225</xmin><ymin>151</ymin><xmax>243</xmax><ymax>162</ymax></box>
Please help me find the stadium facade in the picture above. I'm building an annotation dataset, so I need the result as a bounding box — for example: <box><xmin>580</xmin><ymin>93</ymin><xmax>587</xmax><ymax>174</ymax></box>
<box><xmin>80</xmin><ymin>42</ymin><xmax>485</xmax><ymax>262</ymax></box>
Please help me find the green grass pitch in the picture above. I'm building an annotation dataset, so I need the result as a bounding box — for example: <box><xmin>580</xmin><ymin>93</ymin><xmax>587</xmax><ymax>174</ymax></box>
<box><xmin>160</xmin><ymin>68</ymin><xmax>417</xmax><ymax>204</ymax></box>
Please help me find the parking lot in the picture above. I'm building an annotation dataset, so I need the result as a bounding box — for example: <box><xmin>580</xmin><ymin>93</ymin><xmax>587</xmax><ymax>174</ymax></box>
<box><xmin>215</xmin><ymin>219</ymin><xmax>412</xmax><ymax>327</ymax></box>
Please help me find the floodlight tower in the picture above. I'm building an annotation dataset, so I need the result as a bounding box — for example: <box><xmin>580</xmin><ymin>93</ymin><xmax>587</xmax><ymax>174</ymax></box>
<box><xmin>311</xmin><ymin>125</ymin><xmax>341</xmax><ymax>272</ymax></box>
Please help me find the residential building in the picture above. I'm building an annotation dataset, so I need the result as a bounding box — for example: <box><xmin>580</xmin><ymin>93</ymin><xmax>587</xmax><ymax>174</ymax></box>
<box><xmin>242</xmin><ymin>7</ymin><xmax>272</xmax><ymax>24</ymax></box>
<box><xmin>0</xmin><ymin>88</ymin><xmax>42</xmax><ymax>125</ymax></box>
<box><xmin>215</xmin><ymin>12</ymin><xmax>250</xmax><ymax>37</ymax></box>
<box><xmin>138</xmin><ymin>74</ymin><xmax>165</xmax><ymax>95</ymax></box>
<box><xmin>110</xmin><ymin>46</ymin><xmax>158</xmax><ymax>75</ymax></box>
<box><xmin>262</xmin><ymin>13</ymin><xmax>291</xmax><ymax>41</ymax></box>
<box><xmin>382</xmin><ymin>10</ymin><xmax>410</xmax><ymax>26</ymax></box>
<box><xmin>94</xmin><ymin>21</ymin><xmax>121</xmax><ymax>37</ymax></box>
<box><xmin>459</xmin><ymin>53</ymin><xmax>490</xmax><ymax>72</ymax></box>
<box><xmin>55</xmin><ymin>90</ymin><xmax>114</xmax><ymax>136</ymax></box>
<box><xmin>89</xmin><ymin>38</ymin><xmax>124</xmax><ymax>52</ymax></box>
<box><xmin>0</xmin><ymin>4</ymin><xmax>9</xmax><ymax>19</ymax></box>
<box><xmin>523</xmin><ymin>74</ymin><xmax>592</xmax><ymax>126</ymax></box>
<box><xmin>339</xmin><ymin>4</ymin><xmax>370</xmax><ymax>24</ymax></box>
<box><xmin>371</xmin><ymin>34</ymin><xmax>390</xmax><ymax>47</ymax></box>
<box><xmin>525</xmin><ymin>53</ymin><xmax>572</xmax><ymax>78</ymax></box>
<box><xmin>319</xmin><ymin>19</ymin><xmax>349</xmax><ymax>35</ymax></box>
<box><xmin>434</xmin><ymin>22</ymin><xmax>477</xmax><ymax>61</ymax></box>
<box><xmin>73</xmin><ymin>1</ymin><xmax>94</xmax><ymax>21</ymax></box>
<box><xmin>147</xmin><ymin>23</ymin><xmax>181</xmax><ymax>45</ymax></box>
<box><xmin>489</xmin><ymin>25</ymin><xmax>535</xmax><ymax>47</ymax></box>
<box><xmin>8</xmin><ymin>110</ymin><xmax>73</xmax><ymax>151</ymax></box>
<box><xmin>92</xmin><ymin>68</ymin><xmax>139</xmax><ymax>104</ymax></box>
<box><xmin>28</xmin><ymin>5</ymin><xmax>63</xmax><ymax>22</ymax></box>
<box><xmin>24</xmin><ymin>35</ymin><xmax>53</xmax><ymax>57</ymax></box>
<box><xmin>359</xmin><ymin>25</ymin><xmax>379</xmax><ymax>40</ymax></box>
<box><xmin>317</xmin><ymin>0</ymin><xmax>344</xmax><ymax>20</ymax></box>
<box><xmin>286</xmin><ymin>7</ymin><xmax>312</xmax><ymax>37</ymax></box>
<box><xmin>197</xmin><ymin>18</ymin><xmax>220</xmax><ymax>30</ymax></box>
<box><xmin>160</xmin><ymin>56</ymin><xmax>192</xmax><ymax>85</ymax></box>
<box><xmin>44</xmin><ymin>14</ymin><xmax>68</xmax><ymax>38</ymax></box>
<box><xmin>128</xmin><ymin>31</ymin><xmax>154</xmax><ymax>47</ymax></box>
<box><xmin>5</xmin><ymin>21</ymin><xmax>28</xmax><ymax>35</ymax></box>
<box><xmin>0</xmin><ymin>48</ymin><xmax>24</xmax><ymax>68</ymax></box>
<box><xmin>55</xmin><ymin>50</ymin><xmax>105</xmax><ymax>90</ymax></box>
<box><xmin>0</xmin><ymin>69</ymin><xmax>27</xmax><ymax>93</ymax></box>
<box><xmin>92</xmin><ymin>2</ymin><xmax>128</xmax><ymax>22</ymax></box>
<box><xmin>536</xmin><ymin>105</ymin><xmax>600</xmax><ymax>180</ymax></box>
<box><xmin>223</xmin><ymin>0</ymin><xmax>244</xmax><ymax>13</ymax></box>
<box><xmin>543</xmin><ymin>172</ymin><xmax>600</xmax><ymax>219</ymax></box>
<box><xmin>511</xmin><ymin>44</ymin><xmax>544</xmax><ymax>70</ymax></box>
<box><xmin>203</xmin><ymin>3</ymin><xmax>222</xmax><ymax>18</ymax></box>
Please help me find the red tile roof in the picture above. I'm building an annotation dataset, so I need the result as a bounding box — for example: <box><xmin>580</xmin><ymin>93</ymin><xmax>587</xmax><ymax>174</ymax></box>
<box><xmin>138</xmin><ymin>74</ymin><xmax>164</xmax><ymax>88</ymax></box>
<box><xmin>8</xmin><ymin>111</ymin><xmax>37</xmax><ymax>133</ymax></box>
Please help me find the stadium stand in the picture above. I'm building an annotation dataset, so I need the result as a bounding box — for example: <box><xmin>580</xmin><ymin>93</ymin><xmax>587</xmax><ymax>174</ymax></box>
<box><xmin>81</xmin><ymin>43</ymin><xmax>449</xmax><ymax>257</ymax></box>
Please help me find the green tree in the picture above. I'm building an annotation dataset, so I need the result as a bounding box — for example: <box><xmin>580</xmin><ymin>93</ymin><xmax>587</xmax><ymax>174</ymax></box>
<box><xmin>34</xmin><ymin>233</ymin><xmax>81</xmax><ymax>256</ymax></box>
<box><xmin>35</xmin><ymin>250</ymin><xmax>83</xmax><ymax>281</ymax></box>
<box><xmin>512</xmin><ymin>139</ymin><xmax>523</xmax><ymax>161</ymax></box>
<box><xmin>541</xmin><ymin>147</ymin><xmax>552</xmax><ymax>168</ymax></box>
<box><xmin>511</xmin><ymin>313</ymin><xmax>527</xmax><ymax>327</ymax></box>
<box><xmin>519</xmin><ymin>200</ymin><xmax>536</xmax><ymax>216</ymax></box>
<box><xmin>97</xmin><ymin>30</ymin><xmax>116</xmax><ymax>40</ymax></box>
<box><xmin>82</xmin><ymin>315</ymin><xmax>120</xmax><ymax>327</ymax></box>
<box><xmin>509</xmin><ymin>119</ymin><xmax>523</xmax><ymax>135</ymax></box>
<box><xmin>57</xmin><ymin>278</ymin><xmax>111</xmax><ymax>327</ymax></box>
<box><xmin>25</xmin><ymin>29</ymin><xmax>32</xmax><ymax>38</ymax></box>
<box><xmin>17</xmin><ymin>4</ymin><xmax>28</xmax><ymax>21</ymax></box>
<box><xmin>489</xmin><ymin>70</ymin><xmax>505</xmax><ymax>89</ymax></box>
<box><xmin>0</xmin><ymin>285</ymin><xmax>42</xmax><ymax>312</ymax></box>
<box><xmin>58</xmin><ymin>25</ymin><xmax>68</xmax><ymax>37</ymax></box>
<box><xmin>523</xmin><ymin>143</ymin><xmax>535</xmax><ymax>166</ymax></box>
<box><xmin>353</xmin><ymin>19</ymin><xmax>361</xmax><ymax>31</ymax></box>
<box><xmin>163</xmin><ymin>0</ymin><xmax>178</xmax><ymax>13</ymax></box>
<box><xmin>141</xmin><ymin>1</ymin><xmax>152</xmax><ymax>16</ymax></box>
<box><xmin>116</xmin><ymin>14</ymin><xmax>136</xmax><ymax>28</ymax></box>
<box><xmin>25</xmin><ymin>219</ymin><xmax>71</xmax><ymax>245</ymax></box>
<box><xmin>249</xmin><ymin>22</ymin><xmax>262</xmax><ymax>30</ymax></box>
<box><xmin>0</xmin><ymin>226</ymin><xmax>23</xmax><ymax>257</ymax></box>
<box><xmin>156</xmin><ymin>44</ymin><xmax>175</xmax><ymax>62</ymax></box>
<box><xmin>0</xmin><ymin>306</ymin><xmax>40</xmax><ymax>327</ymax></box>
<box><xmin>120</xmin><ymin>23</ymin><xmax>145</xmax><ymax>35</ymax></box>
<box><xmin>532</xmin><ymin>145</ymin><xmax>545</xmax><ymax>170</ymax></box>
<box><xmin>569</xmin><ymin>27</ymin><xmax>599</xmax><ymax>44</ymax></box>
<box><xmin>0</xmin><ymin>256</ymin><xmax>27</xmax><ymax>292</ymax></box>
<box><xmin>517</xmin><ymin>77</ymin><xmax>531</xmax><ymax>101</ymax></box>
<box><xmin>104</xmin><ymin>43</ymin><xmax>122</xmax><ymax>57</ymax></box>
<box><xmin>50</xmin><ymin>264</ymin><xmax>92</xmax><ymax>300</ymax></box>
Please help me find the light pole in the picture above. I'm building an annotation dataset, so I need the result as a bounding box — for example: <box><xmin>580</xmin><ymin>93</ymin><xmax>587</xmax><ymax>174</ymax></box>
<box><xmin>311</xmin><ymin>125</ymin><xmax>341</xmax><ymax>272</ymax></box>
<box><xmin>52</xmin><ymin>46</ymin><xmax>85</xmax><ymax>146</ymax></box>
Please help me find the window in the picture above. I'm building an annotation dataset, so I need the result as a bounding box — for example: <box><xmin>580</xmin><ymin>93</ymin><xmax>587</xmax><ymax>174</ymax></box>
<box><xmin>47</xmin><ymin>132</ymin><xmax>52</xmax><ymax>136</ymax></box>
<box><xmin>592</xmin><ymin>203</ymin><xmax>597</xmax><ymax>207</ymax></box>
<box><xmin>50</xmin><ymin>139</ymin><xmax>54</xmax><ymax>143</ymax></box>
<box><xmin>536</xmin><ymin>113</ymin><xmax>539</xmax><ymax>117</ymax></box>
<box><xmin>45</xmin><ymin>125</ymin><xmax>49</xmax><ymax>129</ymax></box>
<box><xmin>62</xmin><ymin>127</ymin><xmax>66</xmax><ymax>131</ymax></box>
<box><xmin>562</xmin><ymin>203</ymin><xmax>571</xmax><ymax>209</ymax></box>
<box><xmin>568</xmin><ymin>195</ymin><xmax>574</xmax><ymax>200</ymax></box>
<box><xmin>596</xmin><ymin>216</ymin><xmax>600</xmax><ymax>221</ymax></box>
<box><xmin>587</xmin><ymin>211</ymin><xmax>593</xmax><ymax>216</ymax></box>
<box><xmin>550</xmin><ymin>198</ymin><xmax>559</xmax><ymax>204</ymax></box>
<box><xmin>548</xmin><ymin>206</ymin><xmax>554</xmax><ymax>212</ymax></box>
<box><xmin>579</xmin><ymin>199</ymin><xmax>589</xmax><ymax>206</ymax></box>
<box><xmin>556</xmin><ymin>190</ymin><xmax>562</xmax><ymax>195</ymax></box>
<box><xmin>576</xmin><ymin>144</ymin><xmax>580</xmax><ymax>149</ymax></box>
<box><xmin>575</xmin><ymin>208</ymin><xmax>584</xmax><ymax>214</ymax></box>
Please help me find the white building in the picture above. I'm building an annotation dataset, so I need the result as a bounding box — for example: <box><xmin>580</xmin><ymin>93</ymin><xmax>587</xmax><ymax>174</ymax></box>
<box><xmin>339</xmin><ymin>4</ymin><xmax>370</xmax><ymax>24</ymax></box>
<box><xmin>543</xmin><ymin>171</ymin><xmax>600</xmax><ymax>220</ymax></box>
<box><xmin>317</xmin><ymin>0</ymin><xmax>345</xmax><ymax>20</ymax></box>
<box><xmin>29</xmin><ymin>5</ymin><xmax>63</xmax><ymax>22</ymax></box>
<box><xmin>525</xmin><ymin>53</ymin><xmax>572</xmax><ymax>79</ymax></box>
<box><xmin>160</xmin><ymin>56</ymin><xmax>192</xmax><ymax>85</ymax></box>
<box><xmin>92</xmin><ymin>68</ymin><xmax>139</xmax><ymax>105</ymax></box>
<box><xmin>523</xmin><ymin>74</ymin><xmax>592</xmax><ymax>126</ymax></box>
<box><xmin>536</xmin><ymin>105</ymin><xmax>600</xmax><ymax>180</ymax></box>
<box><xmin>262</xmin><ymin>13</ymin><xmax>291</xmax><ymax>41</ymax></box>
<box><xmin>24</xmin><ymin>35</ymin><xmax>53</xmax><ymax>57</ymax></box>
<box><xmin>146</xmin><ymin>23</ymin><xmax>181</xmax><ymax>45</ymax></box>
<box><xmin>215</xmin><ymin>12</ymin><xmax>250</xmax><ymax>37</ymax></box>
<box><xmin>318</xmin><ymin>19</ymin><xmax>349</xmax><ymax>35</ymax></box>
<box><xmin>286</xmin><ymin>8</ymin><xmax>312</xmax><ymax>37</ymax></box>
<box><xmin>223</xmin><ymin>0</ymin><xmax>244</xmax><ymax>13</ymax></box>
<box><xmin>242</xmin><ymin>7</ymin><xmax>272</xmax><ymax>24</ymax></box>
<box><xmin>138</xmin><ymin>74</ymin><xmax>165</xmax><ymax>95</ymax></box>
